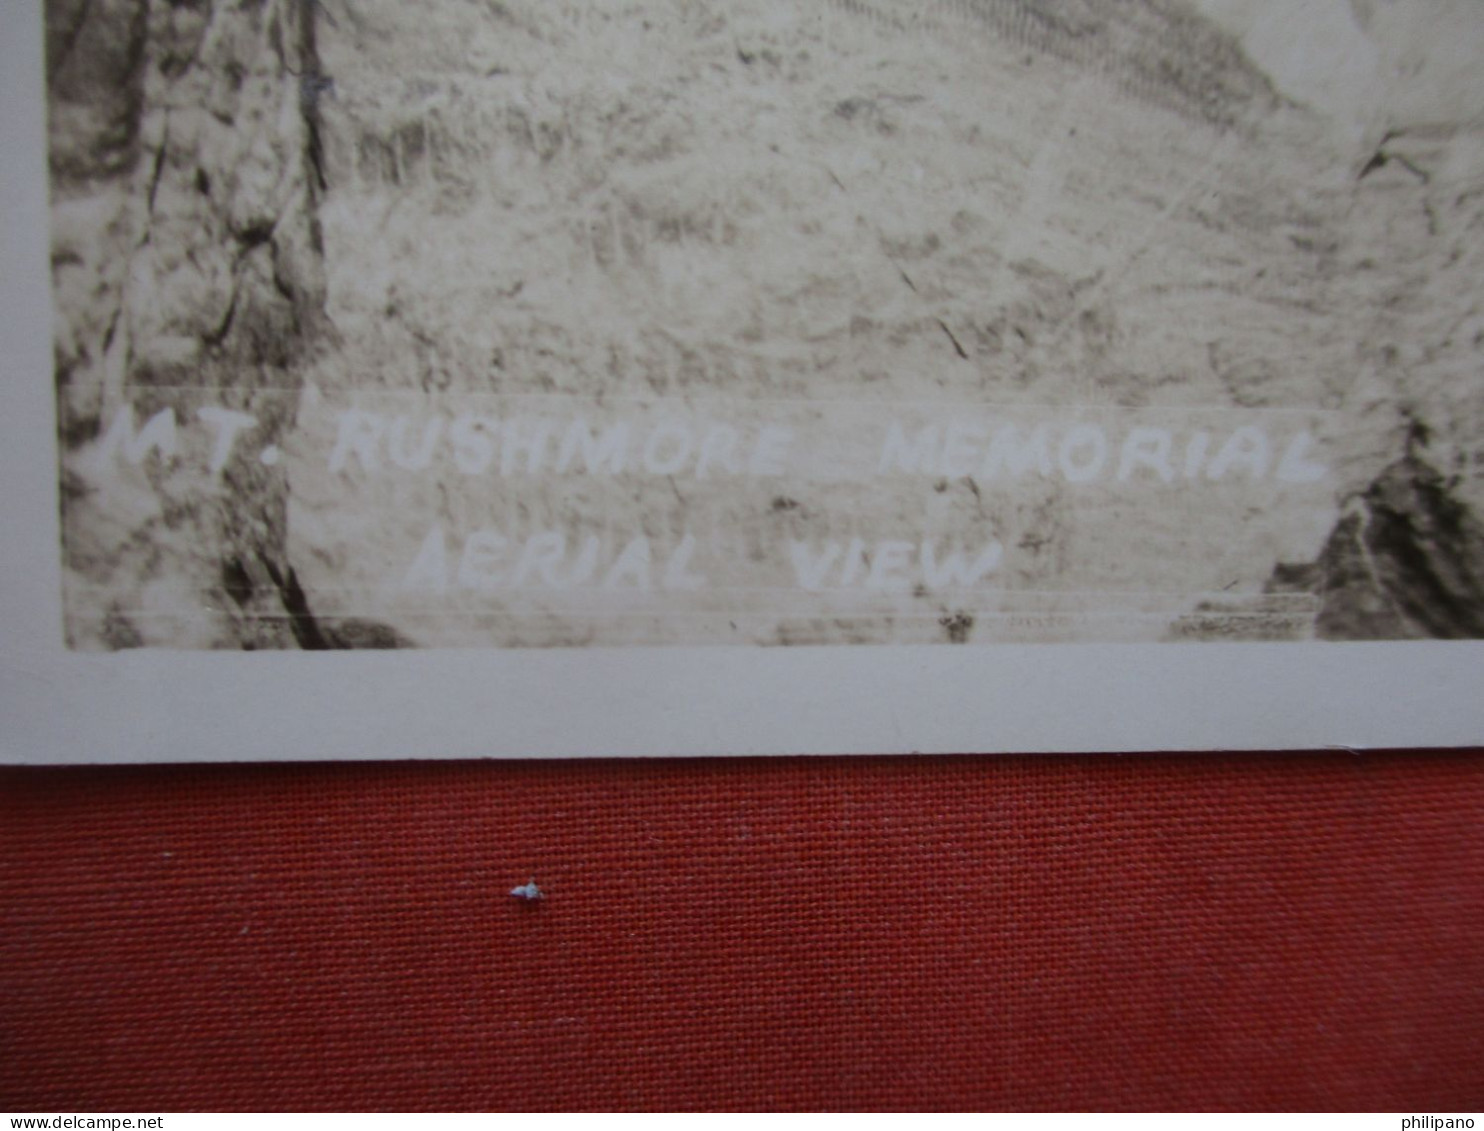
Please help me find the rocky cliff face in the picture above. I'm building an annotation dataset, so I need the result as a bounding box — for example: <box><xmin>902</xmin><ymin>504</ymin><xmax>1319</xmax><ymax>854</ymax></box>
<box><xmin>45</xmin><ymin>0</ymin><xmax>1484</xmax><ymax>647</ymax></box>
<box><xmin>49</xmin><ymin>0</ymin><xmax>340</xmax><ymax>647</ymax></box>
<box><xmin>1266</xmin><ymin>452</ymin><xmax>1484</xmax><ymax>640</ymax></box>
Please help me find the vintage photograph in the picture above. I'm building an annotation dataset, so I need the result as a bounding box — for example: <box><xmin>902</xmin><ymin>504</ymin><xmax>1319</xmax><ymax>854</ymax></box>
<box><xmin>44</xmin><ymin>0</ymin><xmax>1484</xmax><ymax>649</ymax></box>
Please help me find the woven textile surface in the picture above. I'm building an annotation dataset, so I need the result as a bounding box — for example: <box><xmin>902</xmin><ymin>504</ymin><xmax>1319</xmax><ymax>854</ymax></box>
<box><xmin>3</xmin><ymin>752</ymin><xmax>1482</xmax><ymax>1111</ymax></box>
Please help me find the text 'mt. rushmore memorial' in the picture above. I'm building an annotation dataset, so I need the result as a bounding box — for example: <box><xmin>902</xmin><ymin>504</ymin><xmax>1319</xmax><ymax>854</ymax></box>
<box><xmin>45</xmin><ymin>0</ymin><xmax>1484</xmax><ymax>648</ymax></box>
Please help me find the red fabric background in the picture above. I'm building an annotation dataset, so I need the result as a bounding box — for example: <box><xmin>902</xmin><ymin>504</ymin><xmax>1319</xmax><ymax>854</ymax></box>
<box><xmin>3</xmin><ymin>751</ymin><xmax>1482</xmax><ymax>1112</ymax></box>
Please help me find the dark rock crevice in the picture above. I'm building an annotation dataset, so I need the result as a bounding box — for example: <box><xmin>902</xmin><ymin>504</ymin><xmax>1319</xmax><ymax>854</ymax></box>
<box><xmin>259</xmin><ymin>555</ymin><xmax>332</xmax><ymax>649</ymax></box>
<box><xmin>249</xmin><ymin>554</ymin><xmax>413</xmax><ymax>650</ymax></box>
<box><xmin>292</xmin><ymin>0</ymin><xmax>331</xmax><ymax>192</ymax></box>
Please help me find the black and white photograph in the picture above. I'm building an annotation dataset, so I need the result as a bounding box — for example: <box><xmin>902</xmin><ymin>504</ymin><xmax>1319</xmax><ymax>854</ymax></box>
<box><xmin>38</xmin><ymin>0</ymin><xmax>1484</xmax><ymax>652</ymax></box>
